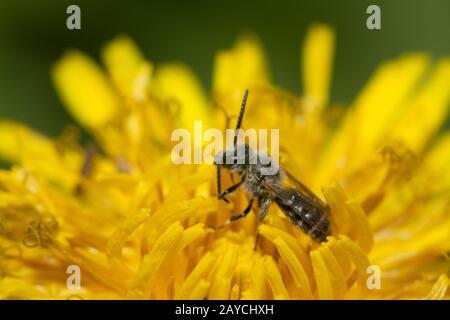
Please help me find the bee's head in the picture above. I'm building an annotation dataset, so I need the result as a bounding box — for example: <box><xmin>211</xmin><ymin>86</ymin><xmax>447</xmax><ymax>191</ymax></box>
<box><xmin>213</xmin><ymin>144</ymin><xmax>255</xmax><ymax>172</ymax></box>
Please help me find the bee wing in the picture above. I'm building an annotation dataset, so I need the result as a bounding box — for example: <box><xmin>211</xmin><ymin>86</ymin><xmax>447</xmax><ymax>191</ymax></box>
<box><xmin>264</xmin><ymin>181</ymin><xmax>330</xmax><ymax>242</ymax></box>
<box><xmin>282</xmin><ymin>169</ymin><xmax>328</xmax><ymax>210</ymax></box>
<box><xmin>264</xmin><ymin>182</ymin><xmax>317</xmax><ymax>216</ymax></box>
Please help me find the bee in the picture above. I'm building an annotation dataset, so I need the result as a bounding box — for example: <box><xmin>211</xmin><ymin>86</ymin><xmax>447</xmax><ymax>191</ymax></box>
<box><xmin>214</xmin><ymin>90</ymin><xmax>331</xmax><ymax>242</ymax></box>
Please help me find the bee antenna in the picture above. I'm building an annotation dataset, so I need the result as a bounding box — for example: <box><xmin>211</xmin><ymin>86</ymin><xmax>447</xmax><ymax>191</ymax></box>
<box><xmin>234</xmin><ymin>89</ymin><xmax>249</xmax><ymax>146</ymax></box>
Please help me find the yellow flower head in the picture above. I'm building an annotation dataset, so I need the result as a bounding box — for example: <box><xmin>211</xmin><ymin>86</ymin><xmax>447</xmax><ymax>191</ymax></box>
<box><xmin>0</xmin><ymin>25</ymin><xmax>449</xmax><ymax>300</ymax></box>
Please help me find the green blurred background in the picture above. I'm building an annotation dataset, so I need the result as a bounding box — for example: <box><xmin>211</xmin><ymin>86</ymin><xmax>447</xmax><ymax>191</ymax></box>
<box><xmin>1</xmin><ymin>0</ymin><xmax>450</xmax><ymax>137</ymax></box>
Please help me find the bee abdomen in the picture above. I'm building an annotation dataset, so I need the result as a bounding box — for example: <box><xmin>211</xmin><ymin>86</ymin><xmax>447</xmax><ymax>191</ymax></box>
<box><xmin>274</xmin><ymin>189</ymin><xmax>330</xmax><ymax>242</ymax></box>
<box><xmin>304</xmin><ymin>212</ymin><xmax>330</xmax><ymax>242</ymax></box>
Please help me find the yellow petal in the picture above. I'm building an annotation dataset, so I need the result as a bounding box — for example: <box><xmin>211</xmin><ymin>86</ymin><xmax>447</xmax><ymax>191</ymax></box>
<box><xmin>315</xmin><ymin>54</ymin><xmax>429</xmax><ymax>185</ymax></box>
<box><xmin>370</xmin><ymin>219</ymin><xmax>450</xmax><ymax>270</ymax></box>
<box><xmin>175</xmin><ymin>251</ymin><xmax>216</xmax><ymax>299</ymax></box>
<box><xmin>323</xmin><ymin>182</ymin><xmax>351</xmax><ymax>234</ymax></box>
<box><xmin>345</xmin><ymin>200</ymin><xmax>373</xmax><ymax>253</ymax></box>
<box><xmin>107</xmin><ymin>208</ymin><xmax>150</xmax><ymax>259</ymax></box>
<box><xmin>102</xmin><ymin>35</ymin><xmax>152</xmax><ymax>101</ymax></box>
<box><xmin>310</xmin><ymin>249</ymin><xmax>333</xmax><ymax>299</ymax></box>
<box><xmin>0</xmin><ymin>121</ymin><xmax>80</xmax><ymax>189</ymax></box>
<box><xmin>143</xmin><ymin>197</ymin><xmax>220</xmax><ymax>244</ymax></box>
<box><xmin>263</xmin><ymin>255</ymin><xmax>289</xmax><ymax>299</ymax></box>
<box><xmin>0</xmin><ymin>121</ymin><xmax>21</xmax><ymax>162</ymax></box>
<box><xmin>392</xmin><ymin>58</ymin><xmax>450</xmax><ymax>152</ymax></box>
<box><xmin>352</xmin><ymin>54</ymin><xmax>428</xmax><ymax>156</ymax></box>
<box><xmin>273</xmin><ymin>238</ymin><xmax>312</xmax><ymax>298</ymax></box>
<box><xmin>302</xmin><ymin>24</ymin><xmax>335</xmax><ymax>106</ymax></box>
<box><xmin>258</xmin><ymin>224</ymin><xmax>312</xmax><ymax>277</ymax></box>
<box><xmin>338</xmin><ymin>235</ymin><xmax>371</xmax><ymax>291</ymax></box>
<box><xmin>230</xmin><ymin>283</ymin><xmax>240</xmax><ymax>300</ymax></box>
<box><xmin>419</xmin><ymin>133</ymin><xmax>450</xmax><ymax>192</ymax></box>
<box><xmin>209</xmin><ymin>243</ymin><xmax>239</xmax><ymax>299</ymax></box>
<box><xmin>213</xmin><ymin>35</ymin><xmax>269</xmax><ymax>98</ymax></box>
<box><xmin>368</xmin><ymin>183</ymin><xmax>413</xmax><ymax>231</ymax></box>
<box><xmin>189</xmin><ymin>279</ymin><xmax>211</xmax><ymax>300</ymax></box>
<box><xmin>152</xmin><ymin>63</ymin><xmax>210</xmax><ymax>131</ymax></box>
<box><xmin>242</xmin><ymin>255</ymin><xmax>266</xmax><ymax>299</ymax></box>
<box><xmin>52</xmin><ymin>50</ymin><xmax>119</xmax><ymax>128</ymax></box>
<box><xmin>178</xmin><ymin>223</ymin><xmax>210</xmax><ymax>250</ymax></box>
<box><xmin>128</xmin><ymin>222</ymin><xmax>183</xmax><ymax>299</ymax></box>
<box><xmin>0</xmin><ymin>277</ymin><xmax>47</xmax><ymax>299</ymax></box>
<box><xmin>324</xmin><ymin>236</ymin><xmax>353</xmax><ymax>278</ymax></box>
<box><xmin>322</xmin><ymin>182</ymin><xmax>374</xmax><ymax>253</ymax></box>
<box><xmin>318</xmin><ymin>246</ymin><xmax>347</xmax><ymax>299</ymax></box>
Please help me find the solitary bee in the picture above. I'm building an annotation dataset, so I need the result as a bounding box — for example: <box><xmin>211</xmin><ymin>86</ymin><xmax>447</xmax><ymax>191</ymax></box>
<box><xmin>214</xmin><ymin>90</ymin><xmax>331</xmax><ymax>242</ymax></box>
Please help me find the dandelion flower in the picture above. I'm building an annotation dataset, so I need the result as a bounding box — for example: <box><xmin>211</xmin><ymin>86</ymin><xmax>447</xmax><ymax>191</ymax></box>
<box><xmin>0</xmin><ymin>25</ymin><xmax>449</xmax><ymax>300</ymax></box>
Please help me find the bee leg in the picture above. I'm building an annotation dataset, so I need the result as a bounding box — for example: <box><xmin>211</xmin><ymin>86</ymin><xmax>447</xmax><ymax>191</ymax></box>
<box><xmin>229</xmin><ymin>172</ymin><xmax>236</xmax><ymax>184</ymax></box>
<box><xmin>258</xmin><ymin>197</ymin><xmax>272</xmax><ymax>222</ymax></box>
<box><xmin>254</xmin><ymin>197</ymin><xmax>272</xmax><ymax>250</ymax></box>
<box><xmin>218</xmin><ymin>179</ymin><xmax>244</xmax><ymax>200</ymax></box>
<box><xmin>217</xmin><ymin>165</ymin><xmax>230</xmax><ymax>203</ymax></box>
<box><xmin>211</xmin><ymin>198</ymin><xmax>254</xmax><ymax>230</ymax></box>
<box><xmin>229</xmin><ymin>198</ymin><xmax>254</xmax><ymax>222</ymax></box>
